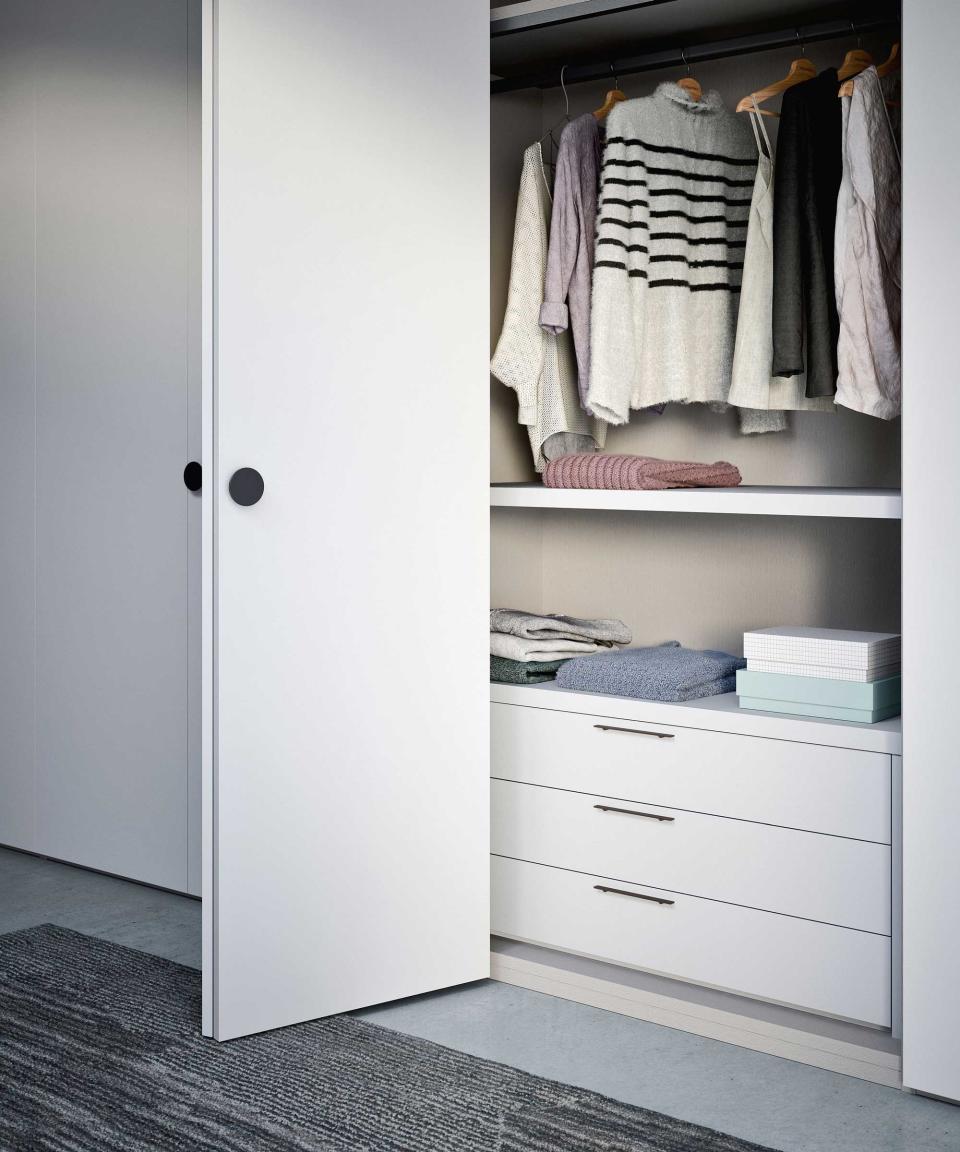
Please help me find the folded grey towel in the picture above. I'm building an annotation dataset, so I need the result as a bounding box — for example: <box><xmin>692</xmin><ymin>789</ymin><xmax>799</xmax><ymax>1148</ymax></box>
<box><xmin>556</xmin><ymin>643</ymin><xmax>746</xmax><ymax>702</ymax></box>
<box><xmin>490</xmin><ymin>609</ymin><xmax>632</xmax><ymax>647</ymax></box>
<box><xmin>490</xmin><ymin>655</ymin><xmax>566</xmax><ymax>685</ymax></box>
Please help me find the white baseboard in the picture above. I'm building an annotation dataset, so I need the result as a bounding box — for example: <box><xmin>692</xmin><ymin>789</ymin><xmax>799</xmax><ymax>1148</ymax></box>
<box><xmin>490</xmin><ymin>951</ymin><xmax>902</xmax><ymax>1088</ymax></box>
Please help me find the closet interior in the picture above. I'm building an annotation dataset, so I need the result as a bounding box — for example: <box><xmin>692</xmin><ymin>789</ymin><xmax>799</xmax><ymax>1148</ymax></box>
<box><xmin>489</xmin><ymin>0</ymin><xmax>904</xmax><ymax>1083</ymax></box>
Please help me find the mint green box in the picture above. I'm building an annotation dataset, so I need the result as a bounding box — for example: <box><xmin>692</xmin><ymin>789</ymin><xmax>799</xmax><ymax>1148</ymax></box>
<box><xmin>737</xmin><ymin>696</ymin><xmax>900</xmax><ymax>725</ymax></box>
<box><xmin>736</xmin><ymin>669</ymin><xmax>901</xmax><ymax>711</ymax></box>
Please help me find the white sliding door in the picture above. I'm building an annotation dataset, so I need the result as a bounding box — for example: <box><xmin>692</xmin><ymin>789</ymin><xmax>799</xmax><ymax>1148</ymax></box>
<box><xmin>902</xmin><ymin>0</ymin><xmax>960</xmax><ymax>1104</ymax></box>
<box><xmin>0</xmin><ymin>0</ymin><xmax>201</xmax><ymax>895</ymax></box>
<box><xmin>208</xmin><ymin>0</ymin><xmax>489</xmax><ymax>1040</ymax></box>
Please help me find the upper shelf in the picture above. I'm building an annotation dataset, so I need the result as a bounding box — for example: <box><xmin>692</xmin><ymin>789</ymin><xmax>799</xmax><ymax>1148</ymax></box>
<box><xmin>490</xmin><ymin>0</ymin><xmax>900</xmax><ymax>92</ymax></box>
<box><xmin>490</xmin><ymin>483</ymin><xmax>902</xmax><ymax>519</ymax></box>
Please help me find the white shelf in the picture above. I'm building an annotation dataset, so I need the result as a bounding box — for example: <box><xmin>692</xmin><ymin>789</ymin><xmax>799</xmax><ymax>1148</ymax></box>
<box><xmin>490</xmin><ymin>484</ymin><xmax>902</xmax><ymax>520</ymax></box>
<box><xmin>490</xmin><ymin>682</ymin><xmax>902</xmax><ymax>756</ymax></box>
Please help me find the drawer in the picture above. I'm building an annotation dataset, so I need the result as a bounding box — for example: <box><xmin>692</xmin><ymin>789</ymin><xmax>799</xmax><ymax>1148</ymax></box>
<box><xmin>491</xmin><ymin>855</ymin><xmax>891</xmax><ymax>1027</ymax></box>
<box><xmin>491</xmin><ymin>779</ymin><xmax>890</xmax><ymax>934</ymax></box>
<box><xmin>491</xmin><ymin>703</ymin><xmax>891</xmax><ymax>843</ymax></box>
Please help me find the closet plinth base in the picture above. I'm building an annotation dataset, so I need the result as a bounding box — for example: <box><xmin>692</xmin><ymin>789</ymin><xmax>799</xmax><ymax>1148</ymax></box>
<box><xmin>489</xmin><ymin>946</ymin><xmax>901</xmax><ymax>1088</ymax></box>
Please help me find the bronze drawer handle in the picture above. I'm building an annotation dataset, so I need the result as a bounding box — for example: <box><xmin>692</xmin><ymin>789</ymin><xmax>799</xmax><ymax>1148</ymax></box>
<box><xmin>593</xmin><ymin>724</ymin><xmax>674</xmax><ymax>740</ymax></box>
<box><xmin>594</xmin><ymin>884</ymin><xmax>675</xmax><ymax>906</ymax></box>
<box><xmin>594</xmin><ymin>804</ymin><xmax>675</xmax><ymax>822</ymax></box>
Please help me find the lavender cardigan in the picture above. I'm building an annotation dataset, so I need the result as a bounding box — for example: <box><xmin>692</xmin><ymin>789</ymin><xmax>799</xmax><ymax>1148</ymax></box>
<box><xmin>539</xmin><ymin>114</ymin><xmax>601</xmax><ymax>408</ymax></box>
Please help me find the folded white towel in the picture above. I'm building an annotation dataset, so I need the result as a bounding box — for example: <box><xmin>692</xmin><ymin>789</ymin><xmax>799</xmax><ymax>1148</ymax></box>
<box><xmin>490</xmin><ymin>633</ymin><xmax>606</xmax><ymax>663</ymax></box>
<box><xmin>490</xmin><ymin>608</ymin><xmax>631</xmax><ymax>646</ymax></box>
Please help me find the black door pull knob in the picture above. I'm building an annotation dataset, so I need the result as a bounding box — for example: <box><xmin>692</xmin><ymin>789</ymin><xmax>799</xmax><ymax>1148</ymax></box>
<box><xmin>229</xmin><ymin>467</ymin><xmax>264</xmax><ymax>506</ymax></box>
<box><xmin>183</xmin><ymin>461</ymin><xmax>202</xmax><ymax>492</ymax></box>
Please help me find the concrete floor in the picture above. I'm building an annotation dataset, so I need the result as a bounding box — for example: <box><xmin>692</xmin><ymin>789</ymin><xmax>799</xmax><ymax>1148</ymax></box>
<box><xmin>3</xmin><ymin>846</ymin><xmax>960</xmax><ymax>1152</ymax></box>
<box><xmin>0</xmin><ymin>846</ymin><xmax>201</xmax><ymax>968</ymax></box>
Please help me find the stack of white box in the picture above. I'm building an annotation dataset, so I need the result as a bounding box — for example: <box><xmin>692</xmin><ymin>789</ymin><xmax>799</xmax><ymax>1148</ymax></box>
<box><xmin>737</xmin><ymin>627</ymin><xmax>902</xmax><ymax>724</ymax></box>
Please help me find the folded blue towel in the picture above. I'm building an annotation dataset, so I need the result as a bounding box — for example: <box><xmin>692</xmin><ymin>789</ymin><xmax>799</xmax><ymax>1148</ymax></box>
<box><xmin>556</xmin><ymin>642</ymin><xmax>745</xmax><ymax>702</ymax></box>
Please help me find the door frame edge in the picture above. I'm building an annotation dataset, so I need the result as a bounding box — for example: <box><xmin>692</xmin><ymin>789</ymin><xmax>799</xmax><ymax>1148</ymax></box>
<box><xmin>200</xmin><ymin>0</ymin><xmax>216</xmax><ymax>1039</ymax></box>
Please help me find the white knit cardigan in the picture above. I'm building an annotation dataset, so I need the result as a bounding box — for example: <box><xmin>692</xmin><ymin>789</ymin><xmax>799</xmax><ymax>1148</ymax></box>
<box><xmin>588</xmin><ymin>84</ymin><xmax>781</xmax><ymax>432</ymax></box>
<box><xmin>491</xmin><ymin>144</ymin><xmax>604</xmax><ymax>472</ymax></box>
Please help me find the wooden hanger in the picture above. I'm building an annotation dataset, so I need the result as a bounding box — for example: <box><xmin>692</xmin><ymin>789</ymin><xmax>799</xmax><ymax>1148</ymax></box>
<box><xmin>677</xmin><ymin>49</ymin><xmax>702</xmax><ymax>103</ymax></box>
<box><xmin>736</xmin><ymin>54</ymin><xmax>817</xmax><ymax>118</ymax></box>
<box><xmin>877</xmin><ymin>41</ymin><xmax>900</xmax><ymax>78</ymax></box>
<box><xmin>594</xmin><ymin>88</ymin><xmax>626</xmax><ymax>120</ymax></box>
<box><xmin>594</xmin><ymin>65</ymin><xmax>627</xmax><ymax>120</ymax></box>
<box><xmin>837</xmin><ymin>48</ymin><xmax>873</xmax><ymax>81</ymax></box>
<box><xmin>837</xmin><ymin>24</ymin><xmax>873</xmax><ymax>82</ymax></box>
<box><xmin>839</xmin><ymin>40</ymin><xmax>899</xmax><ymax>99</ymax></box>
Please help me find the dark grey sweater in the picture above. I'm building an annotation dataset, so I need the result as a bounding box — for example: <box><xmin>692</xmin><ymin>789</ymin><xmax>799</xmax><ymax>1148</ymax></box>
<box><xmin>771</xmin><ymin>69</ymin><xmax>843</xmax><ymax>397</ymax></box>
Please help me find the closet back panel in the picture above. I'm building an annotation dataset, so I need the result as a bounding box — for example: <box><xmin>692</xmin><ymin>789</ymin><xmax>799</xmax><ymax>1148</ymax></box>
<box><xmin>0</xmin><ymin>0</ymin><xmax>201</xmax><ymax>893</ymax></box>
<box><xmin>539</xmin><ymin>511</ymin><xmax>899</xmax><ymax>656</ymax></box>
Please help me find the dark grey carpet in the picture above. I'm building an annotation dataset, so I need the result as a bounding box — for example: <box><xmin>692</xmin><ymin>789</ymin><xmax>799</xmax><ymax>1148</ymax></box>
<box><xmin>0</xmin><ymin>925</ymin><xmax>775</xmax><ymax>1151</ymax></box>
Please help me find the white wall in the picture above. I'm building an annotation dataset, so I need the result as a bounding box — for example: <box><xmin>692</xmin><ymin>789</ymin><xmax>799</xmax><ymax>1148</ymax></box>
<box><xmin>0</xmin><ymin>0</ymin><xmax>201</xmax><ymax>894</ymax></box>
<box><xmin>0</xmin><ymin>6</ymin><xmax>39</xmax><ymax>851</ymax></box>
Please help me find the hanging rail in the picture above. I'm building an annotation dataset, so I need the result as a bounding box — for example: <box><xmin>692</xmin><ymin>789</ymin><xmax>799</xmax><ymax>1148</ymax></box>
<box><xmin>490</xmin><ymin>15</ymin><xmax>900</xmax><ymax>94</ymax></box>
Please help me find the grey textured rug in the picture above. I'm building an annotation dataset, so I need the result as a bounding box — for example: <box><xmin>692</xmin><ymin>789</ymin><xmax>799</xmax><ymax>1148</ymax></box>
<box><xmin>0</xmin><ymin>925</ymin><xmax>774</xmax><ymax>1151</ymax></box>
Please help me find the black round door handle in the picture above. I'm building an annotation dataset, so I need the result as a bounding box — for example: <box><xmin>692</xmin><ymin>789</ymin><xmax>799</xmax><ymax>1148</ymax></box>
<box><xmin>229</xmin><ymin>467</ymin><xmax>264</xmax><ymax>507</ymax></box>
<box><xmin>183</xmin><ymin>461</ymin><xmax>202</xmax><ymax>492</ymax></box>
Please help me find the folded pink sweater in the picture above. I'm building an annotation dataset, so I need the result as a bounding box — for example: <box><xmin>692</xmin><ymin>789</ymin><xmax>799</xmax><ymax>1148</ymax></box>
<box><xmin>543</xmin><ymin>453</ymin><xmax>742</xmax><ymax>491</ymax></box>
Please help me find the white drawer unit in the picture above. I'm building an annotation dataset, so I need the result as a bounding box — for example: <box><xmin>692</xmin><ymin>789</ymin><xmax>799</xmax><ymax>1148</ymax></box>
<box><xmin>491</xmin><ymin>778</ymin><xmax>891</xmax><ymax>935</ymax></box>
<box><xmin>491</xmin><ymin>702</ymin><xmax>891</xmax><ymax>843</ymax></box>
<box><xmin>489</xmin><ymin>687</ymin><xmax>897</xmax><ymax>1026</ymax></box>
<box><xmin>491</xmin><ymin>855</ymin><xmax>892</xmax><ymax>1027</ymax></box>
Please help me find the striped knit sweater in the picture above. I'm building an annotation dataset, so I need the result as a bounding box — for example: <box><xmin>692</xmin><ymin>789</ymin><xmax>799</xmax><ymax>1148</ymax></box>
<box><xmin>587</xmin><ymin>83</ymin><xmax>758</xmax><ymax>425</ymax></box>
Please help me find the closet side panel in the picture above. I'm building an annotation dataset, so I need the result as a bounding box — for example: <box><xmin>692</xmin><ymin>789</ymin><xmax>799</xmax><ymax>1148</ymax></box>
<box><xmin>32</xmin><ymin>0</ymin><xmax>195</xmax><ymax>891</ymax></box>
<box><xmin>902</xmin><ymin>0</ymin><xmax>960</xmax><ymax>1103</ymax></box>
<box><xmin>0</xmin><ymin>3</ymin><xmax>38</xmax><ymax>850</ymax></box>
